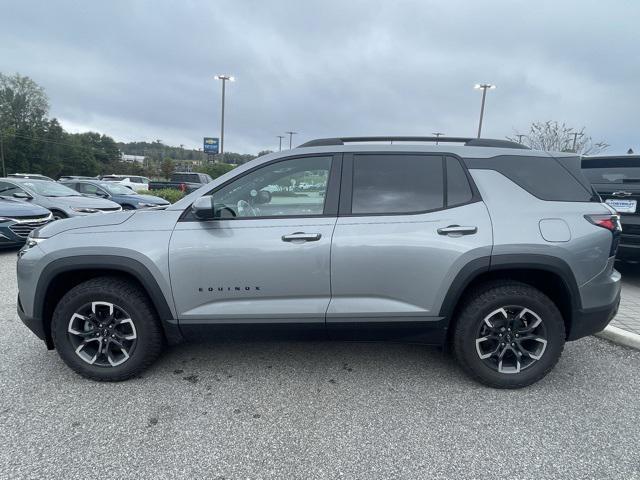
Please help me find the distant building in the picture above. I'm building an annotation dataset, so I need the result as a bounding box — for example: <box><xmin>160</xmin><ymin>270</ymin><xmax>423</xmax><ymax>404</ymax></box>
<box><xmin>120</xmin><ymin>153</ymin><xmax>145</xmax><ymax>164</ymax></box>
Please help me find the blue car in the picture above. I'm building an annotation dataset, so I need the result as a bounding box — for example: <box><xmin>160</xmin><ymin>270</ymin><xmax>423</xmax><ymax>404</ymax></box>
<box><xmin>60</xmin><ymin>180</ymin><xmax>170</xmax><ymax>210</ymax></box>
<box><xmin>0</xmin><ymin>197</ymin><xmax>53</xmax><ymax>248</ymax></box>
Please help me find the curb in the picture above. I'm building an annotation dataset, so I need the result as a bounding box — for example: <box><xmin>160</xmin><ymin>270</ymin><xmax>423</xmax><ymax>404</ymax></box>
<box><xmin>596</xmin><ymin>325</ymin><xmax>640</xmax><ymax>350</ymax></box>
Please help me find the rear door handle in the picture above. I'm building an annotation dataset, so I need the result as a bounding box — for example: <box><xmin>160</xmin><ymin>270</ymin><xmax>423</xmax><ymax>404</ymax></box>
<box><xmin>437</xmin><ymin>225</ymin><xmax>478</xmax><ymax>236</ymax></box>
<box><xmin>282</xmin><ymin>232</ymin><xmax>322</xmax><ymax>242</ymax></box>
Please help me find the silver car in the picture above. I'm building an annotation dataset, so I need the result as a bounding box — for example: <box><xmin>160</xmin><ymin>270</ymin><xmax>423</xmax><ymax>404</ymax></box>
<box><xmin>0</xmin><ymin>178</ymin><xmax>122</xmax><ymax>219</ymax></box>
<box><xmin>16</xmin><ymin>136</ymin><xmax>621</xmax><ymax>388</ymax></box>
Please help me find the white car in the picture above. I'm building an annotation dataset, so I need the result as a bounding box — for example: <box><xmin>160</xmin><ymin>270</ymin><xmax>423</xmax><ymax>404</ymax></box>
<box><xmin>101</xmin><ymin>175</ymin><xmax>150</xmax><ymax>192</ymax></box>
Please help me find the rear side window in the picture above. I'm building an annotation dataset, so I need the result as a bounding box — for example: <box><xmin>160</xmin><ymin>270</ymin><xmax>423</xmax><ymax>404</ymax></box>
<box><xmin>352</xmin><ymin>154</ymin><xmax>443</xmax><ymax>214</ymax></box>
<box><xmin>446</xmin><ymin>157</ymin><xmax>473</xmax><ymax>206</ymax></box>
<box><xmin>465</xmin><ymin>155</ymin><xmax>594</xmax><ymax>202</ymax></box>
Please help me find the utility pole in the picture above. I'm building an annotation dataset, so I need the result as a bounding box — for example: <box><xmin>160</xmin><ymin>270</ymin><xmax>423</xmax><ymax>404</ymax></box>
<box><xmin>0</xmin><ymin>133</ymin><xmax>5</xmax><ymax>177</ymax></box>
<box><xmin>276</xmin><ymin>135</ymin><xmax>285</xmax><ymax>152</ymax></box>
<box><xmin>570</xmin><ymin>132</ymin><xmax>583</xmax><ymax>153</ymax></box>
<box><xmin>215</xmin><ymin>75</ymin><xmax>235</xmax><ymax>156</ymax></box>
<box><xmin>474</xmin><ymin>83</ymin><xmax>496</xmax><ymax>138</ymax></box>
<box><xmin>515</xmin><ymin>134</ymin><xmax>526</xmax><ymax>144</ymax></box>
<box><xmin>285</xmin><ymin>131</ymin><xmax>297</xmax><ymax>149</ymax></box>
<box><xmin>432</xmin><ymin>132</ymin><xmax>444</xmax><ymax>145</ymax></box>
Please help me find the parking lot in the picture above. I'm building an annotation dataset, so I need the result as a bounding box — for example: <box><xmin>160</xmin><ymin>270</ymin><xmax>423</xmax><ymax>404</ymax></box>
<box><xmin>0</xmin><ymin>249</ymin><xmax>638</xmax><ymax>479</ymax></box>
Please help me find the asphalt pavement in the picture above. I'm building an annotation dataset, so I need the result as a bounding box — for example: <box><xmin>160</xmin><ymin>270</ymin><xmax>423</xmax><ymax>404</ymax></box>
<box><xmin>0</xmin><ymin>249</ymin><xmax>639</xmax><ymax>479</ymax></box>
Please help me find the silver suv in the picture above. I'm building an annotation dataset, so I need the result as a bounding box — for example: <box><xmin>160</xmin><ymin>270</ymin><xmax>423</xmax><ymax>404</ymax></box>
<box><xmin>16</xmin><ymin>137</ymin><xmax>622</xmax><ymax>388</ymax></box>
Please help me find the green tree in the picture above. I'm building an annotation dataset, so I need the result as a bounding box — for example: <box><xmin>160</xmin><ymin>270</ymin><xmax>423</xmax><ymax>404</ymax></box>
<box><xmin>160</xmin><ymin>158</ymin><xmax>174</xmax><ymax>179</ymax></box>
<box><xmin>195</xmin><ymin>162</ymin><xmax>234</xmax><ymax>180</ymax></box>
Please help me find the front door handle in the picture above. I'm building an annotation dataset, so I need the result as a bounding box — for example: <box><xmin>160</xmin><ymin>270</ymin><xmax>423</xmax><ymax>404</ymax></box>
<box><xmin>282</xmin><ymin>232</ymin><xmax>322</xmax><ymax>242</ymax></box>
<box><xmin>437</xmin><ymin>225</ymin><xmax>478</xmax><ymax>236</ymax></box>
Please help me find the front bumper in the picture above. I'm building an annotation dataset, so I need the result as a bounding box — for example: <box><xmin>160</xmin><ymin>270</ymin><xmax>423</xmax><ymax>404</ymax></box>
<box><xmin>17</xmin><ymin>294</ymin><xmax>53</xmax><ymax>348</ymax></box>
<box><xmin>0</xmin><ymin>224</ymin><xmax>28</xmax><ymax>248</ymax></box>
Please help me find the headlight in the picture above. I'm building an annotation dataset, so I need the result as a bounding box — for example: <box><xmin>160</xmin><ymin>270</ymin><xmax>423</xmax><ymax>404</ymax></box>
<box><xmin>71</xmin><ymin>207</ymin><xmax>100</xmax><ymax>214</ymax></box>
<box><xmin>18</xmin><ymin>237</ymin><xmax>45</xmax><ymax>258</ymax></box>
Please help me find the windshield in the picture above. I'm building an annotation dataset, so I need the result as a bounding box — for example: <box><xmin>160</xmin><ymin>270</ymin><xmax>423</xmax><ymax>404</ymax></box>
<box><xmin>583</xmin><ymin>157</ymin><xmax>640</xmax><ymax>184</ymax></box>
<box><xmin>101</xmin><ymin>183</ymin><xmax>135</xmax><ymax>195</ymax></box>
<box><xmin>21</xmin><ymin>180</ymin><xmax>81</xmax><ymax>197</ymax></box>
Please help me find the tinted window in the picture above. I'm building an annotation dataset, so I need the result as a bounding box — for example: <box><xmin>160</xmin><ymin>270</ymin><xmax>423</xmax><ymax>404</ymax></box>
<box><xmin>352</xmin><ymin>154</ymin><xmax>443</xmax><ymax>214</ymax></box>
<box><xmin>465</xmin><ymin>155</ymin><xmax>594</xmax><ymax>202</ymax></box>
<box><xmin>446</xmin><ymin>157</ymin><xmax>473</xmax><ymax>206</ymax></box>
<box><xmin>0</xmin><ymin>181</ymin><xmax>22</xmax><ymax>196</ymax></box>
<box><xmin>212</xmin><ymin>156</ymin><xmax>332</xmax><ymax>218</ymax></box>
<box><xmin>582</xmin><ymin>157</ymin><xmax>640</xmax><ymax>184</ymax></box>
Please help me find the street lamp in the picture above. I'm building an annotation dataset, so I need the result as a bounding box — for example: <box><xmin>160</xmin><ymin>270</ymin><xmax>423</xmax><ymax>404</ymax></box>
<box><xmin>215</xmin><ymin>74</ymin><xmax>235</xmax><ymax>155</ymax></box>
<box><xmin>474</xmin><ymin>83</ymin><xmax>496</xmax><ymax>138</ymax></box>
<box><xmin>432</xmin><ymin>132</ymin><xmax>445</xmax><ymax>145</ymax></box>
<box><xmin>285</xmin><ymin>131</ymin><xmax>297</xmax><ymax>149</ymax></box>
<box><xmin>276</xmin><ymin>135</ymin><xmax>285</xmax><ymax>152</ymax></box>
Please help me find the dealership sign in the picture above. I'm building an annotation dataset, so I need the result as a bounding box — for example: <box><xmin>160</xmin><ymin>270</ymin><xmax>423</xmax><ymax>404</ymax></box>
<box><xmin>203</xmin><ymin>137</ymin><xmax>219</xmax><ymax>154</ymax></box>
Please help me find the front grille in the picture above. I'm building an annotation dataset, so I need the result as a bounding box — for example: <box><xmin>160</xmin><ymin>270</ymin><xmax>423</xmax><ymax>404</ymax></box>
<box><xmin>9</xmin><ymin>217</ymin><xmax>51</xmax><ymax>238</ymax></box>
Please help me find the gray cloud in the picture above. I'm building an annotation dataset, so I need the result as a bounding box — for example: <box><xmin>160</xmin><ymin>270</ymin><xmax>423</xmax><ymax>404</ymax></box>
<box><xmin>1</xmin><ymin>0</ymin><xmax>638</xmax><ymax>153</ymax></box>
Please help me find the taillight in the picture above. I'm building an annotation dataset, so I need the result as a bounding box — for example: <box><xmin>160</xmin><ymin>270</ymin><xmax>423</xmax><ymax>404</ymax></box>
<box><xmin>584</xmin><ymin>214</ymin><xmax>621</xmax><ymax>232</ymax></box>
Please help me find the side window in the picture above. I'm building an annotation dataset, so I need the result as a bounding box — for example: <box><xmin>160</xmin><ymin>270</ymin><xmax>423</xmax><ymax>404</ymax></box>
<box><xmin>446</xmin><ymin>157</ymin><xmax>473</xmax><ymax>207</ymax></box>
<box><xmin>211</xmin><ymin>156</ymin><xmax>332</xmax><ymax>218</ymax></box>
<box><xmin>79</xmin><ymin>183</ymin><xmax>100</xmax><ymax>195</ymax></box>
<box><xmin>351</xmin><ymin>154</ymin><xmax>443</xmax><ymax>215</ymax></box>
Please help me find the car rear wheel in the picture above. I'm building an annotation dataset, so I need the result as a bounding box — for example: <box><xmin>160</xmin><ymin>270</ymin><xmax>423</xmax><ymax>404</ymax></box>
<box><xmin>51</xmin><ymin>277</ymin><xmax>163</xmax><ymax>381</ymax></box>
<box><xmin>453</xmin><ymin>280</ymin><xmax>565</xmax><ymax>389</ymax></box>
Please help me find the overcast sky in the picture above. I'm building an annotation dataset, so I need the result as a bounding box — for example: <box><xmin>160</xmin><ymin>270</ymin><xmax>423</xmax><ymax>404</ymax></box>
<box><xmin>1</xmin><ymin>0</ymin><xmax>638</xmax><ymax>154</ymax></box>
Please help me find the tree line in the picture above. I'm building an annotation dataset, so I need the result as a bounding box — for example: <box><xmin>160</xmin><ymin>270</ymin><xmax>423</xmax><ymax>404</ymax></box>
<box><xmin>0</xmin><ymin>73</ymin><xmax>266</xmax><ymax>180</ymax></box>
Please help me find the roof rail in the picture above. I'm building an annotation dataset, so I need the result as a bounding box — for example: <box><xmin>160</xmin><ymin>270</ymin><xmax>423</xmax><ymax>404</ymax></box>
<box><xmin>298</xmin><ymin>136</ymin><xmax>529</xmax><ymax>150</ymax></box>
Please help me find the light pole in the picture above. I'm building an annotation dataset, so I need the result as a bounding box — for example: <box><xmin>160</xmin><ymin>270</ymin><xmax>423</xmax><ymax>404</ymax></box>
<box><xmin>432</xmin><ymin>132</ymin><xmax>445</xmax><ymax>145</ymax></box>
<box><xmin>474</xmin><ymin>83</ymin><xmax>496</xmax><ymax>138</ymax></box>
<box><xmin>215</xmin><ymin>74</ymin><xmax>235</xmax><ymax>156</ymax></box>
<box><xmin>276</xmin><ymin>135</ymin><xmax>285</xmax><ymax>152</ymax></box>
<box><xmin>515</xmin><ymin>134</ymin><xmax>526</xmax><ymax>144</ymax></box>
<box><xmin>570</xmin><ymin>132</ymin><xmax>583</xmax><ymax>152</ymax></box>
<box><xmin>285</xmin><ymin>131</ymin><xmax>297</xmax><ymax>149</ymax></box>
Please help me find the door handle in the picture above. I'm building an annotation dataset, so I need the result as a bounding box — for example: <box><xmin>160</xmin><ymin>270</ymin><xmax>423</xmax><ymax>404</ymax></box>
<box><xmin>437</xmin><ymin>225</ymin><xmax>478</xmax><ymax>236</ymax></box>
<box><xmin>282</xmin><ymin>232</ymin><xmax>322</xmax><ymax>242</ymax></box>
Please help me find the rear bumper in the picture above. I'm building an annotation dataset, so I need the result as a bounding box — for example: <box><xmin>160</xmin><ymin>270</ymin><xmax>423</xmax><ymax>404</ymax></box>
<box><xmin>568</xmin><ymin>291</ymin><xmax>620</xmax><ymax>340</ymax></box>
<box><xmin>616</xmin><ymin>239</ymin><xmax>640</xmax><ymax>260</ymax></box>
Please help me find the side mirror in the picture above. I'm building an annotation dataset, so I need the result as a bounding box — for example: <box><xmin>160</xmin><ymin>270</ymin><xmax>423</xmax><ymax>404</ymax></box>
<box><xmin>192</xmin><ymin>196</ymin><xmax>215</xmax><ymax>220</ymax></box>
<box><xmin>13</xmin><ymin>191</ymin><xmax>32</xmax><ymax>199</ymax></box>
<box><xmin>191</xmin><ymin>196</ymin><xmax>237</xmax><ymax>220</ymax></box>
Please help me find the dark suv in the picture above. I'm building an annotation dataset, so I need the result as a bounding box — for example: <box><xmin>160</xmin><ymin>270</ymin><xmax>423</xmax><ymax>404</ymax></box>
<box><xmin>582</xmin><ymin>155</ymin><xmax>640</xmax><ymax>260</ymax></box>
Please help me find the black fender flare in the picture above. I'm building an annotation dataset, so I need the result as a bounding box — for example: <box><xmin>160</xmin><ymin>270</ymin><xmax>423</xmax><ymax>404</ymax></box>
<box><xmin>35</xmin><ymin>255</ymin><xmax>183</xmax><ymax>346</ymax></box>
<box><xmin>438</xmin><ymin>253</ymin><xmax>581</xmax><ymax>325</ymax></box>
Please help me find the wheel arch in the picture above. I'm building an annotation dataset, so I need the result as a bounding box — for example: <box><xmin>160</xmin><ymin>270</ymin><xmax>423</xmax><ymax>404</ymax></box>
<box><xmin>440</xmin><ymin>254</ymin><xmax>581</xmax><ymax>342</ymax></box>
<box><xmin>36</xmin><ymin>256</ymin><xmax>182</xmax><ymax>349</ymax></box>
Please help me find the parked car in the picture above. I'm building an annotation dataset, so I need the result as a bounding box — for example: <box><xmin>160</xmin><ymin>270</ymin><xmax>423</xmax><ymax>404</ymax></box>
<box><xmin>8</xmin><ymin>173</ymin><xmax>55</xmax><ymax>181</ymax></box>
<box><xmin>0</xmin><ymin>178</ymin><xmax>122</xmax><ymax>220</ymax></box>
<box><xmin>61</xmin><ymin>180</ymin><xmax>170</xmax><ymax>209</ymax></box>
<box><xmin>58</xmin><ymin>175</ymin><xmax>97</xmax><ymax>181</ymax></box>
<box><xmin>16</xmin><ymin>136</ymin><xmax>620</xmax><ymax>388</ymax></box>
<box><xmin>583</xmin><ymin>154</ymin><xmax>640</xmax><ymax>260</ymax></box>
<box><xmin>148</xmin><ymin>172</ymin><xmax>212</xmax><ymax>193</ymax></box>
<box><xmin>0</xmin><ymin>197</ymin><xmax>52</xmax><ymax>248</ymax></box>
<box><xmin>101</xmin><ymin>175</ymin><xmax>150</xmax><ymax>192</ymax></box>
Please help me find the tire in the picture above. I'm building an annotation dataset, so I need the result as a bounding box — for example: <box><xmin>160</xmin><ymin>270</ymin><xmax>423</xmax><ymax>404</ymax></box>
<box><xmin>50</xmin><ymin>210</ymin><xmax>67</xmax><ymax>220</ymax></box>
<box><xmin>51</xmin><ymin>276</ymin><xmax>163</xmax><ymax>381</ymax></box>
<box><xmin>453</xmin><ymin>280</ymin><xmax>565</xmax><ymax>389</ymax></box>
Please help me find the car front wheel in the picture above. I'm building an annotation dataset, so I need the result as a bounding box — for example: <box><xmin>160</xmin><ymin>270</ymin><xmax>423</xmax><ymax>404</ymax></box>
<box><xmin>51</xmin><ymin>276</ymin><xmax>163</xmax><ymax>381</ymax></box>
<box><xmin>453</xmin><ymin>280</ymin><xmax>565</xmax><ymax>389</ymax></box>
